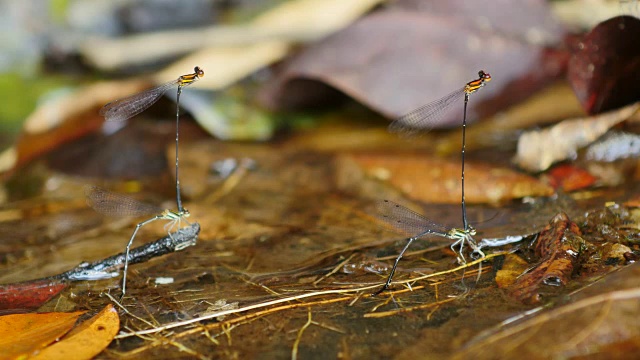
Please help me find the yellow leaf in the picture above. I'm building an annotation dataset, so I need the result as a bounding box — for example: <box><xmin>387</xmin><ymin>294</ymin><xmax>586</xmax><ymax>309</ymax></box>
<box><xmin>32</xmin><ymin>304</ymin><xmax>119</xmax><ymax>360</ymax></box>
<box><xmin>0</xmin><ymin>310</ymin><xmax>84</xmax><ymax>360</ymax></box>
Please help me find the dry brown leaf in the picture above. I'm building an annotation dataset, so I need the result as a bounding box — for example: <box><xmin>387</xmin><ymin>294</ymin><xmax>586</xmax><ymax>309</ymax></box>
<box><xmin>260</xmin><ymin>1</ymin><xmax>566</xmax><ymax>122</ymax></box>
<box><xmin>508</xmin><ymin>213</ymin><xmax>584</xmax><ymax>304</ymax></box>
<box><xmin>337</xmin><ymin>153</ymin><xmax>553</xmax><ymax>205</ymax></box>
<box><xmin>0</xmin><ymin>310</ymin><xmax>85</xmax><ymax>359</ymax></box>
<box><xmin>32</xmin><ymin>304</ymin><xmax>119</xmax><ymax>360</ymax></box>
<box><xmin>514</xmin><ymin>101</ymin><xmax>640</xmax><ymax>172</ymax></box>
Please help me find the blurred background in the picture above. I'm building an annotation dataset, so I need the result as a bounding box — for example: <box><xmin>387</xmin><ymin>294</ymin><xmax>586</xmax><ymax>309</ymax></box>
<box><xmin>1</xmin><ymin>1</ymin><xmax>640</xmax><ymax>358</ymax></box>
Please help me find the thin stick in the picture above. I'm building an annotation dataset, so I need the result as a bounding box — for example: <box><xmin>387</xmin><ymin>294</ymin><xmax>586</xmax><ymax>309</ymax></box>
<box><xmin>292</xmin><ymin>309</ymin><xmax>313</xmax><ymax>360</ymax></box>
<box><xmin>104</xmin><ymin>292</ymin><xmax>156</xmax><ymax>328</ymax></box>
<box><xmin>364</xmin><ymin>297</ymin><xmax>458</xmax><ymax>318</ymax></box>
<box><xmin>63</xmin><ymin>223</ymin><xmax>199</xmax><ymax>282</ymax></box>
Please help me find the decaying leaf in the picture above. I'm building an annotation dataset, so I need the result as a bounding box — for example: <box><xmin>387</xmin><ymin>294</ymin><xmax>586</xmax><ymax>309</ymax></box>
<box><xmin>336</xmin><ymin>153</ymin><xmax>553</xmax><ymax>205</ymax></box>
<box><xmin>454</xmin><ymin>263</ymin><xmax>640</xmax><ymax>359</ymax></box>
<box><xmin>261</xmin><ymin>1</ymin><xmax>567</xmax><ymax>123</ymax></box>
<box><xmin>0</xmin><ymin>309</ymin><xmax>85</xmax><ymax>359</ymax></box>
<box><xmin>0</xmin><ymin>280</ymin><xmax>68</xmax><ymax>312</ymax></box>
<box><xmin>495</xmin><ymin>254</ymin><xmax>530</xmax><ymax>288</ymax></box>
<box><xmin>514</xmin><ymin>101</ymin><xmax>640</xmax><ymax>172</ymax></box>
<box><xmin>32</xmin><ymin>304</ymin><xmax>119</xmax><ymax>360</ymax></box>
<box><xmin>506</xmin><ymin>213</ymin><xmax>585</xmax><ymax>304</ymax></box>
<box><xmin>568</xmin><ymin>15</ymin><xmax>640</xmax><ymax>114</ymax></box>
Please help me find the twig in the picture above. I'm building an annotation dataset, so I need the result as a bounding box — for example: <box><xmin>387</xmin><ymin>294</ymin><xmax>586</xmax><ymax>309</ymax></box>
<box><xmin>0</xmin><ymin>224</ymin><xmax>200</xmax><ymax>312</ymax></box>
<box><xmin>104</xmin><ymin>292</ymin><xmax>156</xmax><ymax>328</ymax></box>
<box><xmin>62</xmin><ymin>223</ymin><xmax>200</xmax><ymax>281</ymax></box>
<box><xmin>292</xmin><ymin>309</ymin><xmax>313</xmax><ymax>360</ymax></box>
<box><xmin>364</xmin><ymin>297</ymin><xmax>459</xmax><ymax>318</ymax></box>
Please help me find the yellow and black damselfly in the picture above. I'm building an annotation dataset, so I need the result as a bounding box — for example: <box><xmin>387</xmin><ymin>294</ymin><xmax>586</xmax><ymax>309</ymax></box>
<box><xmin>390</xmin><ymin>70</ymin><xmax>491</xmax><ymax>232</ymax></box>
<box><xmin>99</xmin><ymin>66</ymin><xmax>204</xmax><ymax>214</ymax></box>
<box><xmin>374</xmin><ymin>71</ymin><xmax>491</xmax><ymax>294</ymax></box>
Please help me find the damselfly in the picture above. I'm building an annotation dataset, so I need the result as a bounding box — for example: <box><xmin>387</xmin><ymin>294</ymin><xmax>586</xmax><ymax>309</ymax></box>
<box><xmin>99</xmin><ymin>66</ymin><xmax>204</xmax><ymax>214</ymax></box>
<box><xmin>371</xmin><ymin>199</ymin><xmax>483</xmax><ymax>295</ymax></box>
<box><xmin>85</xmin><ymin>185</ymin><xmax>191</xmax><ymax>297</ymax></box>
<box><xmin>390</xmin><ymin>70</ymin><xmax>491</xmax><ymax>232</ymax></box>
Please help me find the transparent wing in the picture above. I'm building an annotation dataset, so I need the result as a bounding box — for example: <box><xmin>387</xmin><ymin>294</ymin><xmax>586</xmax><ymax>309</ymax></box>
<box><xmin>374</xmin><ymin>199</ymin><xmax>450</xmax><ymax>237</ymax></box>
<box><xmin>85</xmin><ymin>185</ymin><xmax>162</xmax><ymax>217</ymax></box>
<box><xmin>389</xmin><ymin>87</ymin><xmax>465</xmax><ymax>136</ymax></box>
<box><xmin>99</xmin><ymin>80</ymin><xmax>178</xmax><ymax>122</ymax></box>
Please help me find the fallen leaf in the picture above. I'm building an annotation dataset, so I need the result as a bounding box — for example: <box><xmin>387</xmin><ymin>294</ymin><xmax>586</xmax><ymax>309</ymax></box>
<box><xmin>0</xmin><ymin>309</ymin><xmax>84</xmax><ymax>359</ymax></box>
<box><xmin>544</xmin><ymin>164</ymin><xmax>597</xmax><ymax>191</ymax></box>
<box><xmin>495</xmin><ymin>254</ymin><xmax>530</xmax><ymax>288</ymax></box>
<box><xmin>398</xmin><ymin>0</ymin><xmax>565</xmax><ymax>44</ymax></box>
<box><xmin>336</xmin><ymin>153</ymin><xmax>553</xmax><ymax>205</ymax></box>
<box><xmin>600</xmin><ymin>242</ymin><xmax>633</xmax><ymax>264</ymax></box>
<box><xmin>260</xmin><ymin>1</ymin><xmax>567</xmax><ymax>123</ymax></box>
<box><xmin>508</xmin><ymin>213</ymin><xmax>584</xmax><ymax>304</ymax></box>
<box><xmin>568</xmin><ymin>15</ymin><xmax>640</xmax><ymax>114</ymax></box>
<box><xmin>0</xmin><ymin>280</ymin><xmax>68</xmax><ymax>312</ymax></box>
<box><xmin>32</xmin><ymin>304</ymin><xmax>119</xmax><ymax>360</ymax></box>
<box><xmin>453</xmin><ymin>263</ymin><xmax>640</xmax><ymax>359</ymax></box>
<box><xmin>514</xmin><ymin>101</ymin><xmax>640</xmax><ymax>172</ymax></box>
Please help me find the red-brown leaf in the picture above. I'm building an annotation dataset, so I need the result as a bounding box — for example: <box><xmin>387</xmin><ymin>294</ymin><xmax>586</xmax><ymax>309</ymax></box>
<box><xmin>568</xmin><ymin>15</ymin><xmax>640</xmax><ymax>114</ymax></box>
<box><xmin>0</xmin><ymin>280</ymin><xmax>67</xmax><ymax>312</ymax></box>
<box><xmin>507</xmin><ymin>213</ymin><xmax>583</xmax><ymax>304</ymax></box>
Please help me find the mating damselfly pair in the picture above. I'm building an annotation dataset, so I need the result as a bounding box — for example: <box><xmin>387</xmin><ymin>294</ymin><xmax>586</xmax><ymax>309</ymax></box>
<box><xmin>371</xmin><ymin>70</ymin><xmax>492</xmax><ymax>295</ymax></box>
<box><xmin>87</xmin><ymin>67</ymin><xmax>204</xmax><ymax>297</ymax></box>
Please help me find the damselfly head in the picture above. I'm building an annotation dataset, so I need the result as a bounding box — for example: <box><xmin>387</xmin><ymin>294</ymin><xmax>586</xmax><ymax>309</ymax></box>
<box><xmin>478</xmin><ymin>70</ymin><xmax>491</xmax><ymax>83</ymax></box>
<box><xmin>467</xmin><ymin>225</ymin><xmax>477</xmax><ymax>236</ymax></box>
<box><xmin>194</xmin><ymin>66</ymin><xmax>204</xmax><ymax>78</ymax></box>
<box><xmin>182</xmin><ymin>208</ymin><xmax>191</xmax><ymax>218</ymax></box>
